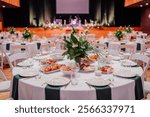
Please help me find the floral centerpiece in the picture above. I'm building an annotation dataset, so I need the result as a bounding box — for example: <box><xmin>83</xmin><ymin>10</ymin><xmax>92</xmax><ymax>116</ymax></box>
<box><xmin>22</xmin><ymin>28</ymin><xmax>33</xmax><ymax>41</ymax></box>
<box><xmin>114</xmin><ymin>29</ymin><xmax>124</xmax><ymax>41</ymax></box>
<box><xmin>8</xmin><ymin>27</ymin><xmax>16</xmax><ymax>34</ymax></box>
<box><xmin>124</xmin><ymin>26</ymin><xmax>133</xmax><ymax>33</ymax></box>
<box><xmin>62</xmin><ymin>28</ymin><xmax>93</xmax><ymax>69</ymax></box>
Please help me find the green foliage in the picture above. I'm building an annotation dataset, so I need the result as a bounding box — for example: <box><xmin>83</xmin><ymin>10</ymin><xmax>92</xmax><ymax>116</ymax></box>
<box><xmin>124</xmin><ymin>26</ymin><xmax>133</xmax><ymax>33</ymax></box>
<box><xmin>62</xmin><ymin>28</ymin><xmax>93</xmax><ymax>64</ymax></box>
<box><xmin>22</xmin><ymin>28</ymin><xmax>33</xmax><ymax>40</ymax></box>
<box><xmin>114</xmin><ymin>30</ymin><xmax>123</xmax><ymax>41</ymax></box>
<box><xmin>8</xmin><ymin>27</ymin><xmax>16</xmax><ymax>34</ymax></box>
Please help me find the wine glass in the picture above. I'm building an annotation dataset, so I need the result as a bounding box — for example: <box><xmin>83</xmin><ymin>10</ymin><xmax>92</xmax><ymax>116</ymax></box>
<box><xmin>70</xmin><ymin>62</ymin><xmax>80</xmax><ymax>85</ymax></box>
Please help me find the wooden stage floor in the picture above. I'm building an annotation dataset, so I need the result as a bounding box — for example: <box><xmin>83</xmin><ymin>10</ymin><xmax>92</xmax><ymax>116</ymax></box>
<box><xmin>4</xmin><ymin>27</ymin><xmax>141</xmax><ymax>39</ymax></box>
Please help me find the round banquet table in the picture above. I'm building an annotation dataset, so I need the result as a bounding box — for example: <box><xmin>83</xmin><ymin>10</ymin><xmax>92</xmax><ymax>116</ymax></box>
<box><xmin>0</xmin><ymin>40</ymin><xmax>49</xmax><ymax>56</ymax></box>
<box><xmin>12</xmin><ymin>55</ymin><xmax>144</xmax><ymax>100</ymax></box>
<box><xmin>97</xmin><ymin>39</ymin><xmax>146</xmax><ymax>54</ymax></box>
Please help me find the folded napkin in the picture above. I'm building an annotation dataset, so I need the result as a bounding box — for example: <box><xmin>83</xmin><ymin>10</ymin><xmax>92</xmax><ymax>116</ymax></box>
<box><xmin>105</xmin><ymin>42</ymin><xmax>109</xmax><ymax>48</ymax></box>
<box><xmin>136</xmin><ymin>43</ymin><xmax>141</xmax><ymax>51</ymax></box>
<box><xmin>118</xmin><ymin>75</ymin><xmax>144</xmax><ymax>100</ymax></box>
<box><xmin>132</xmin><ymin>76</ymin><xmax>144</xmax><ymax>100</ymax></box>
<box><xmin>93</xmin><ymin>85</ymin><xmax>112</xmax><ymax>100</ymax></box>
<box><xmin>12</xmin><ymin>75</ymin><xmax>24</xmax><ymax>100</ymax></box>
<box><xmin>21</xmin><ymin>43</ymin><xmax>26</xmax><ymax>51</ymax></box>
<box><xmin>6</xmin><ymin>43</ymin><xmax>10</xmax><ymax>51</ymax></box>
<box><xmin>37</xmin><ymin>42</ymin><xmax>41</xmax><ymax>50</ymax></box>
<box><xmin>45</xmin><ymin>85</ymin><xmax>61</xmax><ymax>100</ymax></box>
<box><xmin>121</xmin><ymin>43</ymin><xmax>126</xmax><ymax>52</ymax></box>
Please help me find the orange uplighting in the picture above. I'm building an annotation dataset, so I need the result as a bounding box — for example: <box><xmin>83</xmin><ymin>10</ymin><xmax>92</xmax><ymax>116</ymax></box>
<box><xmin>125</xmin><ymin>0</ymin><xmax>143</xmax><ymax>7</ymax></box>
<box><xmin>1</xmin><ymin>0</ymin><xmax>20</xmax><ymax>7</ymax></box>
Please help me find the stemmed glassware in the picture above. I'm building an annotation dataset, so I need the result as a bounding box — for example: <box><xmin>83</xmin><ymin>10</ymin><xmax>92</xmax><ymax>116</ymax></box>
<box><xmin>69</xmin><ymin>62</ymin><xmax>80</xmax><ymax>85</ymax></box>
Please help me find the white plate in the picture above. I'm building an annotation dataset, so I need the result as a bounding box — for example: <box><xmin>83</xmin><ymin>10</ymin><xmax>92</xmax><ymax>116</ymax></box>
<box><xmin>113</xmin><ymin>70</ymin><xmax>136</xmax><ymax>78</ymax></box>
<box><xmin>19</xmin><ymin>69</ymin><xmax>38</xmax><ymax>78</ymax></box>
<box><xmin>86</xmin><ymin>78</ymin><xmax>110</xmax><ymax>87</ymax></box>
<box><xmin>112</xmin><ymin>56</ymin><xmax>123</xmax><ymax>61</ymax></box>
<box><xmin>121</xmin><ymin>60</ymin><xmax>137</xmax><ymax>67</ymax></box>
<box><xmin>17</xmin><ymin>61</ymin><xmax>33</xmax><ymax>67</ymax></box>
<box><xmin>51</xmin><ymin>54</ymin><xmax>64</xmax><ymax>60</ymax></box>
<box><xmin>33</xmin><ymin>55</ymin><xmax>47</xmax><ymax>60</ymax></box>
<box><xmin>47</xmin><ymin>77</ymin><xmax>70</xmax><ymax>86</ymax></box>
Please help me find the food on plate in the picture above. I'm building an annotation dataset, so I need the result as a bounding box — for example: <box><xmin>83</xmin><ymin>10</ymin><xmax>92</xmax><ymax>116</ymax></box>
<box><xmin>81</xmin><ymin>55</ymin><xmax>98</xmax><ymax>63</ymax></box>
<box><xmin>80</xmin><ymin>64</ymin><xmax>95</xmax><ymax>72</ymax></box>
<box><xmin>41</xmin><ymin>59</ymin><xmax>56</xmax><ymax>65</ymax></box>
<box><xmin>90</xmin><ymin>54</ymin><xmax>98</xmax><ymax>60</ymax></box>
<box><xmin>61</xmin><ymin>66</ymin><xmax>77</xmax><ymax>71</ymax></box>
<box><xmin>42</xmin><ymin>64</ymin><xmax>65</xmax><ymax>73</ymax></box>
<box><xmin>81</xmin><ymin>58</ymin><xmax>95</xmax><ymax>63</ymax></box>
<box><xmin>99</xmin><ymin>66</ymin><xmax>113</xmax><ymax>73</ymax></box>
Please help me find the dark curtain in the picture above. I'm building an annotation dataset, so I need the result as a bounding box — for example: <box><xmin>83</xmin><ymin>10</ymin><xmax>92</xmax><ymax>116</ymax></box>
<box><xmin>29</xmin><ymin>0</ymin><xmax>56</xmax><ymax>27</ymax></box>
<box><xmin>91</xmin><ymin>0</ymin><xmax>115</xmax><ymax>26</ymax></box>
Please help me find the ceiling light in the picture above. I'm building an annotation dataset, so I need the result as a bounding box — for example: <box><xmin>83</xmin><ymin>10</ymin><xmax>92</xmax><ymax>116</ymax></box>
<box><xmin>140</xmin><ymin>5</ymin><xmax>143</xmax><ymax>7</ymax></box>
<box><xmin>2</xmin><ymin>5</ymin><xmax>6</xmax><ymax>8</ymax></box>
<box><xmin>146</xmin><ymin>3</ymin><xmax>149</xmax><ymax>6</ymax></box>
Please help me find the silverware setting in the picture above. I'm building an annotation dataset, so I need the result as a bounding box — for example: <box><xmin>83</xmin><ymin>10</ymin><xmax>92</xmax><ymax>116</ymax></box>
<box><xmin>85</xmin><ymin>81</ymin><xmax>92</xmax><ymax>89</ymax></box>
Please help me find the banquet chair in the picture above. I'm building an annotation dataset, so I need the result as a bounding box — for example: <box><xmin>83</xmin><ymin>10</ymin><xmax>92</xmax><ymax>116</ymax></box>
<box><xmin>108</xmin><ymin>42</ymin><xmax>120</xmax><ymax>56</ymax></box>
<box><xmin>5</xmin><ymin>52</ymin><xmax>29</xmax><ymax>70</ymax></box>
<box><xmin>130</xmin><ymin>54</ymin><xmax>150</xmax><ymax>80</ymax></box>
<box><xmin>40</xmin><ymin>43</ymin><xmax>51</xmax><ymax>55</ymax></box>
<box><xmin>143</xmin><ymin>43</ymin><xmax>150</xmax><ymax>56</ymax></box>
<box><xmin>144</xmin><ymin>82</ymin><xmax>150</xmax><ymax>94</ymax></box>
<box><xmin>95</xmin><ymin>42</ymin><xmax>107</xmax><ymax>49</ymax></box>
<box><xmin>11</xmin><ymin>44</ymin><xmax>28</xmax><ymax>54</ymax></box>
<box><xmin>120</xmin><ymin>44</ymin><xmax>136</xmax><ymax>59</ymax></box>
<box><xmin>0</xmin><ymin>45</ymin><xmax>4</xmax><ymax>70</ymax></box>
<box><xmin>0</xmin><ymin>44</ymin><xmax>12</xmax><ymax>69</ymax></box>
<box><xmin>130</xmin><ymin>54</ymin><xmax>150</xmax><ymax>95</ymax></box>
<box><xmin>0</xmin><ymin>70</ymin><xmax>11</xmax><ymax>92</ymax></box>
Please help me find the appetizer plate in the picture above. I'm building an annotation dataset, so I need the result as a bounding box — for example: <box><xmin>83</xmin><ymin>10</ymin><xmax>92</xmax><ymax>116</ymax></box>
<box><xmin>86</xmin><ymin>78</ymin><xmax>110</xmax><ymax>87</ymax></box>
<box><xmin>47</xmin><ymin>77</ymin><xmax>70</xmax><ymax>86</ymax></box>
<box><xmin>19</xmin><ymin>69</ymin><xmax>38</xmax><ymax>78</ymax></box>
<box><xmin>113</xmin><ymin>70</ymin><xmax>136</xmax><ymax>78</ymax></box>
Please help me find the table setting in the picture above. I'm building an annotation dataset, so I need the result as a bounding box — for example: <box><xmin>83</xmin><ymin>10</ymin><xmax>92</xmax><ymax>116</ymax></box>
<box><xmin>10</xmin><ymin>29</ymin><xmax>144</xmax><ymax>100</ymax></box>
<box><xmin>11</xmin><ymin>50</ymin><xmax>144</xmax><ymax>100</ymax></box>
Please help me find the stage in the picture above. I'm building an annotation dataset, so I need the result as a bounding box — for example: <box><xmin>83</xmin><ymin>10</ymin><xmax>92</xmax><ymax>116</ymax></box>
<box><xmin>4</xmin><ymin>27</ymin><xmax>141</xmax><ymax>39</ymax></box>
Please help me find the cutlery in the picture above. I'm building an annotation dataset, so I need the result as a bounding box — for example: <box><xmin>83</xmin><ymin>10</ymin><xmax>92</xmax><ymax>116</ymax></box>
<box><xmin>85</xmin><ymin>81</ymin><xmax>92</xmax><ymax>89</ymax></box>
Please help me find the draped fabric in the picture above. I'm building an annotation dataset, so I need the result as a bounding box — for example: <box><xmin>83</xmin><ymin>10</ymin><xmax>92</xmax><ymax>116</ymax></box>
<box><xmin>29</xmin><ymin>0</ymin><xmax>56</xmax><ymax>27</ymax></box>
<box><xmin>29</xmin><ymin>0</ymin><xmax>115</xmax><ymax>27</ymax></box>
<box><xmin>91</xmin><ymin>0</ymin><xmax>115</xmax><ymax>26</ymax></box>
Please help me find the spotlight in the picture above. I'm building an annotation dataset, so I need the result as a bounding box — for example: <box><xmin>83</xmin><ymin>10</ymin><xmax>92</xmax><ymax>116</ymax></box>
<box><xmin>2</xmin><ymin>5</ymin><xmax>6</xmax><ymax>8</ymax></box>
<box><xmin>140</xmin><ymin>5</ymin><xmax>143</xmax><ymax>7</ymax></box>
<box><xmin>146</xmin><ymin>3</ymin><xmax>149</xmax><ymax>6</ymax></box>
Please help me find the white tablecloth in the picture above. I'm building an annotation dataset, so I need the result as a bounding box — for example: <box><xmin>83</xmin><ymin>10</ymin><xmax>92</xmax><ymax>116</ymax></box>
<box><xmin>12</xmin><ymin>56</ymin><xmax>143</xmax><ymax>100</ymax></box>
<box><xmin>97</xmin><ymin>39</ymin><xmax>146</xmax><ymax>55</ymax></box>
<box><xmin>0</xmin><ymin>39</ymin><xmax>49</xmax><ymax>56</ymax></box>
